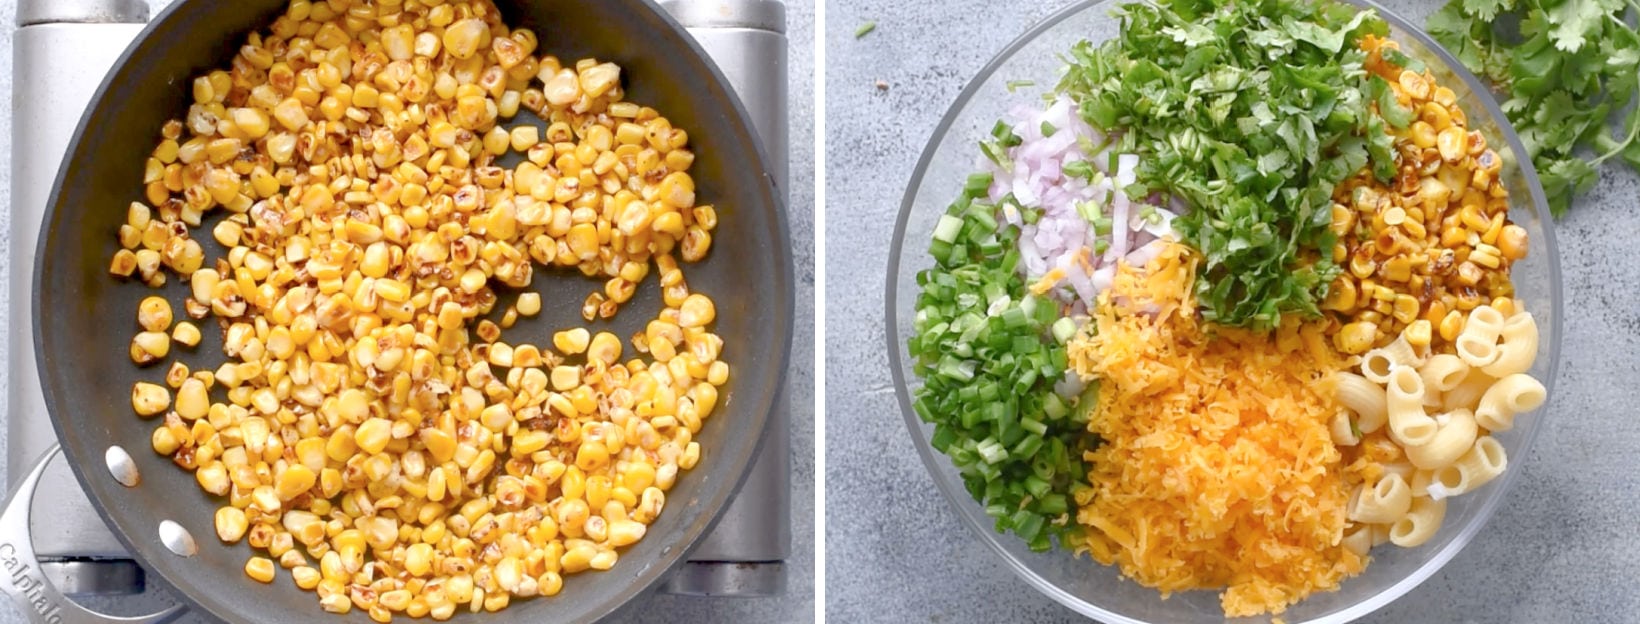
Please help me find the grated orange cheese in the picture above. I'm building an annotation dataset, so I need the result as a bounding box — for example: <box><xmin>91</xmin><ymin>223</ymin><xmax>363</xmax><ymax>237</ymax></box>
<box><xmin>1068</xmin><ymin>243</ymin><xmax>1366</xmax><ymax>617</ymax></box>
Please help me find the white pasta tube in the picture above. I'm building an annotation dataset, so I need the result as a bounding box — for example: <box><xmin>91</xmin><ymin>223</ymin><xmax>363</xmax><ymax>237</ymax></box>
<box><xmin>1330</xmin><ymin>410</ymin><xmax>1361</xmax><ymax>446</ymax></box>
<box><xmin>1404</xmin><ymin>408</ymin><xmax>1478</xmax><ymax>470</ymax></box>
<box><xmin>1378</xmin><ymin>462</ymin><xmax>1415</xmax><ymax>483</ymax></box>
<box><xmin>1481</xmin><ymin>312</ymin><xmax>1538</xmax><ymax>378</ymax></box>
<box><xmin>1342</xmin><ymin>523</ymin><xmax>1374</xmax><ymax>557</ymax></box>
<box><xmin>1371</xmin><ymin>522</ymin><xmax>1392</xmax><ymax>547</ymax></box>
<box><xmin>1466</xmin><ymin>305</ymin><xmax>1506</xmax><ymax>339</ymax></box>
<box><xmin>1435</xmin><ymin>436</ymin><xmax>1508</xmax><ymax>498</ymax></box>
<box><xmin>1455</xmin><ymin>333</ymin><xmax>1499</xmax><ymax>368</ymax></box>
<box><xmin>1455</xmin><ymin>305</ymin><xmax>1505</xmax><ymax>368</ymax></box>
<box><xmin>1333</xmin><ymin>372</ymin><xmax>1388</xmax><ymax>434</ymax></box>
<box><xmin>1441</xmin><ymin>369</ymin><xmax>1495</xmax><ymax>412</ymax></box>
<box><xmin>1420</xmin><ymin>354</ymin><xmax>1469</xmax><ymax>393</ymax></box>
<box><xmin>1475</xmin><ymin>373</ymin><xmax>1546</xmax><ymax>432</ymax></box>
<box><xmin>1408</xmin><ymin>468</ymin><xmax>1433</xmax><ymax>497</ymax></box>
<box><xmin>1349</xmin><ymin>473</ymin><xmax>1414</xmax><ymax>524</ymax></box>
<box><xmin>1361</xmin><ymin>335</ymin><xmax>1424</xmax><ymax>384</ymax></box>
<box><xmin>1389</xmin><ymin>496</ymin><xmax>1447</xmax><ymax>548</ymax></box>
<box><xmin>1386</xmin><ymin>367</ymin><xmax>1438</xmax><ymax>447</ymax></box>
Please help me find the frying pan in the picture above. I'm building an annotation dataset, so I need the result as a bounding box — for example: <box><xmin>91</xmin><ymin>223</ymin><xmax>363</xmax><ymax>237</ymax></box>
<box><xmin>9</xmin><ymin>0</ymin><xmax>792</xmax><ymax>622</ymax></box>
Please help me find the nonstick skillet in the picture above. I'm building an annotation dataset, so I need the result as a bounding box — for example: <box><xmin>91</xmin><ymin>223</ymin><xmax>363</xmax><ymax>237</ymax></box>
<box><xmin>8</xmin><ymin>1</ymin><xmax>792</xmax><ymax>622</ymax></box>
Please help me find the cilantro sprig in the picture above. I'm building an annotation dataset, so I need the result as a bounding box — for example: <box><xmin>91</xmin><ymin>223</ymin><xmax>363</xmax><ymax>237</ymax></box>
<box><xmin>1428</xmin><ymin>0</ymin><xmax>1640</xmax><ymax>216</ymax></box>
<box><xmin>1058</xmin><ymin>0</ymin><xmax>1392</xmax><ymax>330</ymax></box>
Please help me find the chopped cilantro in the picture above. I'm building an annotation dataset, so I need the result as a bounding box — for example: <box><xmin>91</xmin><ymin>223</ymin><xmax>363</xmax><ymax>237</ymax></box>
<box><xmin>1056</xmin><ymin>0</ymin><xmax>1391</xmax><ymax>329</ymax></box>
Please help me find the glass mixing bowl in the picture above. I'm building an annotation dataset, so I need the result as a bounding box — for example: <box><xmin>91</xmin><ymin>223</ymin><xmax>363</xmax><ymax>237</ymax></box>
<box><xmin>884</xmin><ymin>0</ymin><xmax>1562</xmax><ymax>621</ymax></box>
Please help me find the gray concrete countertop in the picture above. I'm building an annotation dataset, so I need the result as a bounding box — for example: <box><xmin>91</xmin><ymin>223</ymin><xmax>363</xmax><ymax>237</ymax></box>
<box><xmin>0</xmin><ymin>0</ymin><xmax>813</xmax><ymax>622</ymax></box>
<box><xmin>826</xmin><ymin>1</ymin><xmax>1640</xmax><ymax>622</ymax></box>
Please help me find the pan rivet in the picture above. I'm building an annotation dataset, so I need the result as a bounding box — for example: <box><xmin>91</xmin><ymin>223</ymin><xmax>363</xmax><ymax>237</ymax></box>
<box><xmin>105</xmin><ymin>446</ymin><xmax>140</xmax><ymax>488</ymax></box>
<box><xmin>159</xmin><ymin>520</ymin><xmax>197</xmax><ymax>557</ymax></box>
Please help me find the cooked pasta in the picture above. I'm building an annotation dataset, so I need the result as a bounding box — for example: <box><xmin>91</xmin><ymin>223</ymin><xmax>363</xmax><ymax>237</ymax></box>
<box><xmin>1362</xmin><ymin>335</ymin><xmax>1425</xmax><ymax>384</ymax></box>
<box><xmin>1455</xmin><ymin>332</ymin><xmax>1499</xmax><ymax>367</ymax></box>
<box><xmin>1388</xmin><ymin>496</ymin><xmax>1447</xmax><ymax>547</ymax></box>
<box><xmin>1342</xmin><ymin>524</ymin><xmax>1374</xmax><ymax>557</ymax></box>
<box><xmin>1420</xmin><ymin>354</ymin><xmax>1469</xmax><ymax>393</ymax></box>
<box><xmin>1481</xmin><ymin>312</ymin><xmax>1538</xmax><ymax>378</ymax></box>
<box><xmin>1386</xmin><ymin>367</ymin><xmax>1438</xmax><ymax>447</ymax></box>
<box><xmin>1334</xmin><ymin>372</ymin><xmax>1389</xmax><ymax>434</ymax></box>
<box><xmin>1337</xmin><ymin>301</ymin><xmax>1543</xmax><ymax>558</ymax></box>
<box><xmin>1403</xmin><ymin>408</ymin><xmax>1478</xmax><ymax>470</ymax></box>
<box><xmin>1331</xmin><ymin>410</ymin><xmax>1362</xmax><ymax>446</ymax></box>
<box><xmin>1451</xmin><ymin>436</ymin><xmax>1508</xmax><ymax>494</ymax></box>
<box><xmin>1475</xmin><ymin>373</ymin><xmax>1547</xmax><ymax>432</ymax></box>
<box><xmin>1465</xmin><ymin>305</ymin><xmax>1506</xmax><ymax>339</ymax></box>
<box><xmin>1441</xmin><ymin>369</ymin><xmax>1495</xmax><ymax>413</ymax></box>
<box><xmin>1348</xmin><ymin>473</ymin><xmax>1412</xmax><ymax>524</ymax></box>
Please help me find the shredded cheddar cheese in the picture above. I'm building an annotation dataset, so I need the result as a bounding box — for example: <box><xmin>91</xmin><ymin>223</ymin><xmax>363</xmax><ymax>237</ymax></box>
<box><xmin>1068</xmin><ymin>243</ymin><xmax>1366</xmax><ymax>617</ymax></box>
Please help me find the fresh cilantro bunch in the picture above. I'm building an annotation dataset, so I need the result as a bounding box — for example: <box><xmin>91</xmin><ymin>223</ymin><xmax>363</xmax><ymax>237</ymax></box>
<box><xmin>1057</xmin><ymin>0</ymin><xmax>1393</xmax><ymax>330</ymax></box>
<box><xmin>1428</xmin><ymin>0</ymin><xmax>1640</xmax><ymax>216</ymax></box>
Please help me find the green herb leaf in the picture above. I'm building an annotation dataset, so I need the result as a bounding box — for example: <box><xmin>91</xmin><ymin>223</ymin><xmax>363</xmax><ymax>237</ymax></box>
<box><xmin>1428</xmin><ymin>0</ymin><xmax>1640</xmax><ymax>216</ymax></box>
<box><xmin>1057</xmin><ymin>0</ymin><xmax>1388</xmax><ymax>329</ymax></box>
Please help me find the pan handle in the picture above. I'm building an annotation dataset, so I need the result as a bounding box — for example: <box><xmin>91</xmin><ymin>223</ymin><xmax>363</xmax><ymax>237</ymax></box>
<box><xmin>0</xmin><ymin>446</ymin><xmax>184</xmax><ymax>624</ymax></box>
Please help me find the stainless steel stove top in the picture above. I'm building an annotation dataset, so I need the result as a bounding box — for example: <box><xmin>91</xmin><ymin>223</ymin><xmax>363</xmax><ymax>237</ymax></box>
<box><xmin>4</xmin><ymin>0</ymin><xmax>790</xmax><ymax>617</ymax></box>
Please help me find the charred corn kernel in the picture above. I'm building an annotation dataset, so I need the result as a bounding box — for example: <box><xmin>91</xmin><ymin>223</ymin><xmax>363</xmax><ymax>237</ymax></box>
<box><xmin>517</xmin><ymin>292</ymin><xmax>542</xmax><ymax>316</ymax></box>
<box><xmin>1439</xmin><ymin>309</ymin><xmax>1465</xmax><ymax>341</ymax></box>
<box><xmin>588</xmin><ymin>332</ymin><xmax>622</xmax><ymax>365</ymax></box>
<box><xmin>113</xmin><ymin>3</ymin><xmax>721</xmax><ymax>613</ymax></box>
<box><xmin>245</xmin><ymin>557</ymin><xmax>276</xmax><ymax>583</ymax></box>
<box><xmin>1391</xmin><ymin>294</ymin><xmax>1420</xmax><ymax>324</ymax></box>
<box><xmin>551</xmin><ymin>366</ymin><xmax>581</xmax><ymax>391</ymax></box>
<box><xmin>138</xmin><ymin>296</ymin><xmax>173</xmax><ymax>331</ymax></box>
<box><xmin>679</xmin><ymin>294</ymin><xmax>715</xmax><ymax>328</ymax></box>
<box><xmin>554</xmin><ymin>328</ymin><xmax>590</xmax><ymax>354</ymax></box>
<box><xmin>110</xmin><ymin>249</ymin><xmax>139</xmax><ymax>276</ymax></box>
<box><xmin>292</xmin><ymin>566</ymin><xmax>321</xmax><ymax>590</ymax></box>
<box><xmin>175</xmin><ymin>378</ymin><xmax>209</xmax><ymax>420</ymax></box>
<box><xmin>151</xmin><ymin>426</ymin><xmax>180</xmax><ymax>455</ymax></box>
<box><xmin>131</xmin><ymin>331</ymin><xmax>171</xmax><ymax>365</ymax></box>
<box><xmin>1498</xmin><ymin>225</ymin><xmax>1528</xmax><ymax>260</ymax></box>
<box><xmin>162</xmin><ymin>363</ymin><xmax>190</xmax><ymax>390</ymax></box>
<box><xmin>1334</xmin><ymin>321</ymin><xmax>1377</xmax><ymax>355</ymax></box>
<box><xmin>1437</xmin><ymin>126</ymin><xmax>1467</xmax><ymax>162</ymax></box>
<box><xmin>1405</xmin><ymin>319</ymin><xmax>1433</xmax><ymax>348</ymax></box>
<box><xmin>171</xmin><ymin>321</ymin><xmax>201</xmax><ymax>347</ymax></box>
<box><xmin>354</xmin><ymin>418</ymin><xmax>392</xmax><ymax>455</ymax></box>
<box><xmin>131</xmin><ymin>382</ymin><xmax>170</xmax><ymax>416</ymax></box>
<box><xmin>216</xmin><ymin>507</ymin><xmax>249</xmax><ymax>542</ymax></box>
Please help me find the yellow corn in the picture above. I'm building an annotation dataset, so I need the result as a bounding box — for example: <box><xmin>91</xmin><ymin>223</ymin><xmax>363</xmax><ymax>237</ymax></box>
<box><xmin>245</xmin><ymin>557</ymin><xmax>276</xmax><ymax>583</ymax></box>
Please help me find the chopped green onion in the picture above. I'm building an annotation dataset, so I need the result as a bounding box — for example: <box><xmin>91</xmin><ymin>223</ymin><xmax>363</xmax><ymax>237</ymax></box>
<box><xmin>1005</xmin><ymin>79</ymin><xmax>1036</xmax><ymax>92</ymax></box>
<box><xmin>1064</xmin><ymin>159</ymin><xmax>1095</xmax><ymax>179</ymax></box>
<box><xmin>854</xmin><ymin>21</ymin><xmax>876</xmax><ymax>38</ymax></box>
<box><xmin>1041</xmin><ymin>121</ymin><xmax>1057</xmax><ymax>137</ymax></box>
<box><xmin>1051</xmin><ymin>317</ymin><xmax>1077</xmax><ymax>344</ymax></box>
<box><xmin>932</xmin><ymin>215</ymin><xmax>963</xmax><ymax>244</ymax></box>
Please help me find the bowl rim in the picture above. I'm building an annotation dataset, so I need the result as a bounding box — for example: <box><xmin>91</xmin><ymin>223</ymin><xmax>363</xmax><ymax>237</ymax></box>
<box><xmin>883</xmin><ymin>0</ymin><xmax>1562</xmax><ymax>621</ymax></box>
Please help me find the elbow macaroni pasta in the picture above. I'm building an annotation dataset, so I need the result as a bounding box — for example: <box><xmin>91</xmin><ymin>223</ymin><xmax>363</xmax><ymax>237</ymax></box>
<box><xmin>1419</xmin><ymin>354</ymin><xmax>1468</xmax><ymax>393</ymax></box>
<box><xmin>1348</xmin><ymin>473</ymin><xmax>1413</xmax><ymax>524</ymax></box>
<box><xmin>1388</xmin><ymin>496</ymin><xmax>1446</xmax><ymax>548</ymax></box>
<box><xmin>1403</xmin><ymin>408</ymin><xmax>1477</xmax><ymax>470</ymax></box>
<box><xmin>1337</xmin><ymin>301</ymin><xmax>1544</xmax><ymax>556</ymax></box>
<box><xmin>1361</xmin><ymin>335</ymin><xmax>1424</xmax><ymax>384</ymax></box>
<box><xmin>1386</xmin><ymin>367</ymin><xmax>1438</xmax><ymax>447</ymax></box>
<box><xmin>1334</xmin><ymin>372</ymin><xmax>1388</xmax><ymax>434</ymax></box>
<box><xmin>1481</xmin><ymin>312</ymin><xmax>1538</xmax><ymax>378</ymax></box>
<box><xmin>1475</xmin><ymin>373</ymin><xmax>1546</xmax><ymax>432</ymax></box>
